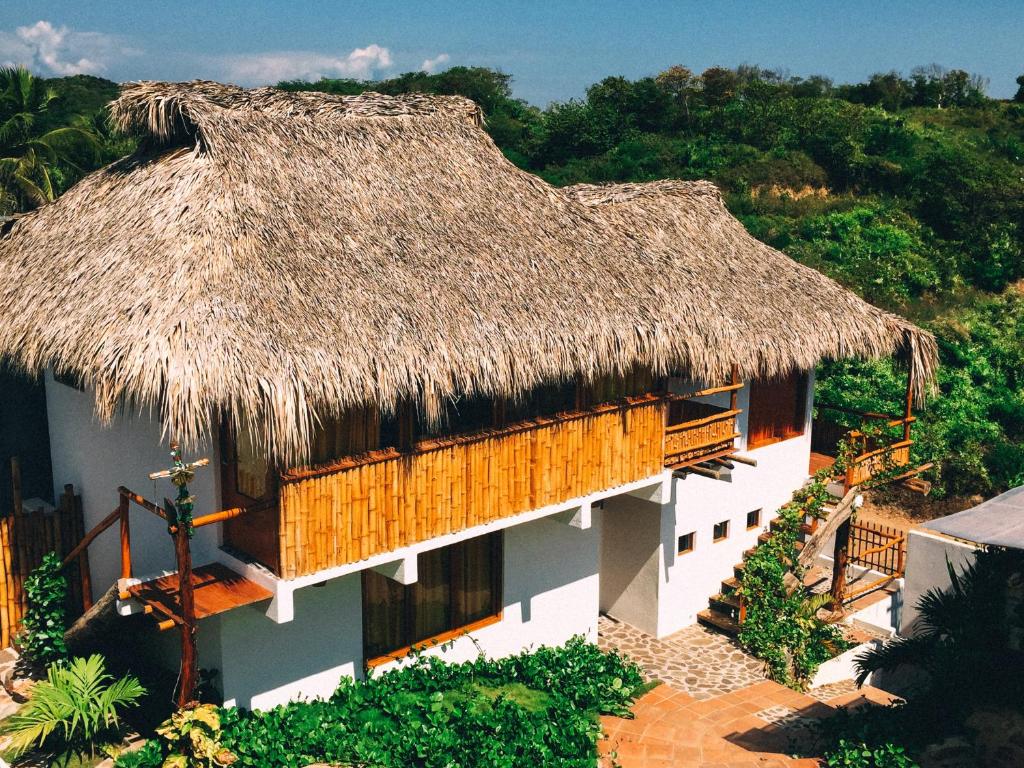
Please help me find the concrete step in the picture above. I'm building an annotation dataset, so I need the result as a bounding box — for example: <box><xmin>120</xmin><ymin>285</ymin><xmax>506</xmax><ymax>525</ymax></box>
<box><xmin>708</xmin><ymin>592</ymin><xmax>741</xmax><ymax>617</ymax></box>
<box><xmin>733</xmin><ymin>561</ymin><xmax>746</xmax><ymax>579</ymax></box>
<box><xmin>720</xmin><ymin>576</ymin><xmax>740</xmax><ymax>594</ymax></box>
<box><xmin>697</xmin><ymin>609</ymin><xmax>740</xmax><ymax>637</ymax></box>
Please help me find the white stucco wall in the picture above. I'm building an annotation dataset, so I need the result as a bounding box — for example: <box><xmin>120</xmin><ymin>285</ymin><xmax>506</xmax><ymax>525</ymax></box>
<box><xmin>900</xmin><ymin>528</ymin><xmax>980</xmax><ymax>635</ymax></box>
<box><xmin>210</xmin><ymin>513</ymin><xmax>600</xmax><ymax>710</ymax></box>
<box><xmin>44</xmin><ymin>374</ymin><xmax>222</xmax><ymax>601</ymax></box>
<box><xmin>654</xmin><ymin>373</ymin><xmax>815</xmax><ymax>636</ymax></box>
<box><xmin>599</xmin><ymin>495</ymin><xmax>662</xmax><ymax>635</ymax></box>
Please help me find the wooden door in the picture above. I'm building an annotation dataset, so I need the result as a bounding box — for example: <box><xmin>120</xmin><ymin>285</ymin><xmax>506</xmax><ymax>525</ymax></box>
<box><xmin>220</xmin><ymin>421</ymin><xmax>281</xmax><ymax>574</ymax></box>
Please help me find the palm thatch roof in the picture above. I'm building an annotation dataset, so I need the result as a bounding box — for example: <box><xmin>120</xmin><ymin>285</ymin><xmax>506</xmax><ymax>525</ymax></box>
<box><xmin>0</xmin><ymin>81</ymin><xmax>936</xmax><ymax>461</ymax></box>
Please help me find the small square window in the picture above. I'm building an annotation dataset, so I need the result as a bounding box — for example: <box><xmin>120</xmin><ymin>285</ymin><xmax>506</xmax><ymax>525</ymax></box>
<box><xmin>713</xmin><ymin>520</ymin><xmax>730</xmax><ymax>542</ymax></box>
<box><xmin>677</xmin><ymin>532</ymin><xmax>695</xmax><ymax>555</ymax></box>
<box><xmin>746</xmin><ymin>509</ymin><xmax>762</xmax><ymax>530</ymax></box>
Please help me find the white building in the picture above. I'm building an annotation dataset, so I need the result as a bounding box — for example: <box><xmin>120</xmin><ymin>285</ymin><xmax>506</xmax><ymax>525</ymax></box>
<box><xmin>0</xmin><ymin>81</ymin><xmax>936</xmax><ymax>710</ymax></box>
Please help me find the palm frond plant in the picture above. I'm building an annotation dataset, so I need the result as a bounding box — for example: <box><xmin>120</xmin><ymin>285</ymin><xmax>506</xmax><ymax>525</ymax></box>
<box><xmin>6</xmin><ymin>653</ymin><xmax>146</xmax><ymax>766</ymax></box>
<box><xmin>0</xmin><ymin>66</ymin><xmax>99</xmax><ymax>214</ymax></box>
<box><xmin>854</xmin><ymin>547</ymin><xmax>1024</xmax><ymax>708</ymax></box>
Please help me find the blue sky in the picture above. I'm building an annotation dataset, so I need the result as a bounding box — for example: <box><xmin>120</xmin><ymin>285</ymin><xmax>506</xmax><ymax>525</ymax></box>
<box><xmin>1</xmin><ymin>2</ymin><xmax>1021</xmax><ymax>104</ymax></box>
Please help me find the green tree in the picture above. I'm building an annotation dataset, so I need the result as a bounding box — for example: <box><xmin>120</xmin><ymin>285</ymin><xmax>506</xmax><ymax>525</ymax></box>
<box><xmin>0</xmin><ymin>66</ymin><xmax>99</xmax><ymax>214</ymax></box>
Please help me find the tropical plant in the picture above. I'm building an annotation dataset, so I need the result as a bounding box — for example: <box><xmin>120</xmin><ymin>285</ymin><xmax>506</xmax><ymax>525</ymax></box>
<box><xmin>823</xmin><ymin>738</ymin><xmax>918</xmax><ymax>767</ymax></box>
<box><xmin>854</xmin><ymin>546</ymin><xmax>1024</xmax><ymax>707</ymax></box>
<box><xmin>155</xmin><ymin>704</ymin><xmax>236</xmax><ymax>767</ymax></box>
<box><xmin>19</xmin><ymin>550</ymin><xmax>69</xmax><ymax>664</ymax></box>
<box><xmin>0</xmin><ymin>65</ymin><xmax>98</xmax><ymax>214</ymax></box>
<box><xmin>6</xmin><ymin>653</ymin><xmax>146</xmax><ymax>765</ymax></box>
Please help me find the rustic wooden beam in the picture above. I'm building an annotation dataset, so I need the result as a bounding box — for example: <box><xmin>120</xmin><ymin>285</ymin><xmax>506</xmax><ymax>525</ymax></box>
<box><xmin>830</xmin><ymin>518</ymin><xmax>851</xmax><ymax>609</ymax></box>
<box><xmin>10</xmin><ymin>457</ymin><xmax>21</xmax><ymax>517</ymax></box>
<box><xmin>62</xmin><ymin>507</ymin><xmax>120</xmax><ymax>567</ymax></box>
<box><xmin>729</xmin><ymin>453</ymin><xmax>758</xmax><ymax>467</ymax></box>
<box><xmin>730</xmin><ymin>364</ymin><xmax>739</xmax><ymax>412</ymax></box>
<box><xmin>685</xmin><ymin>464</ymin><xmax>721</xmax><ymax>480</ymax></box>
<box><xmin>118</xmin><ymin>493</ymin><xmax>131</xmax><ymax>581</ymax></box>
<box><xmin>168</xmin><ymin>498</ymin><xmax>198</xmax><ymax>708</ymax></box>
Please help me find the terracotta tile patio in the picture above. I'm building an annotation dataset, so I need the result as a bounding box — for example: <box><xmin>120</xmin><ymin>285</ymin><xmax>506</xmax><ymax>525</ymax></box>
<box><xmin>597</xmin><ymin>616</ymin><xmax>902</xmax><ymax>766</ymax></box>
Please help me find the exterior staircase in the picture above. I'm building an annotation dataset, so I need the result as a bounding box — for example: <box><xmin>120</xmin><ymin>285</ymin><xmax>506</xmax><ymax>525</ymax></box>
<box><xmin>697</xmin><ymin>499</ymin><xmax>833</xmax><ymax>638</ymax></box>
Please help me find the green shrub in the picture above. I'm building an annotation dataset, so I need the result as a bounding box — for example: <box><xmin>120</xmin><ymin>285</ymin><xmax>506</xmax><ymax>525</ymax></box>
<box><xmin>19</xmin><ymin>551</ymin><xmax>69</xmax><ymax>665</ymax></box>
<box><xmin>824</xmin><ymin>738</ymin><xmax>918</xmax><ymax>767</ymax></box>
<box><xmin>6</xmin><ymin>653</ymin><xmax>146</xmax><ymax>766</ymax></box>
<box><xmin>155</xmin><ymin>703</ymin><xmax>236</xmax><ymax>767</ymax></box>
<box><xmin>118</xmin><ymin>637</ymin><xmax>647</xmax><ymax>768</ymax></box>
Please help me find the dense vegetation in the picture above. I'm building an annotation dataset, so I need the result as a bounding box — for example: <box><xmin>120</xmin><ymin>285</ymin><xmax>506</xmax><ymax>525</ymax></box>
<box><xmin>117</xmin><ymin>638</ymin><xmax>648</xmax><ymax>768</ymax></box>
<box><xmin>4</xmin><ymin>63</ymin><xmax>1023</xmax><ymax>497</ymax></box>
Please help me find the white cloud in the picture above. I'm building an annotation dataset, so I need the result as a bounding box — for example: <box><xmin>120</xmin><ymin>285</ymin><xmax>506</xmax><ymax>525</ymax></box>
<box><xmin>420</xmin><ymin>53</ymin><xmax>450</xmax><ymax>74</ymax></box>
<box><xmin>217</xmin><ymin>44</ymin><xmax>393</xmax><ymax>84</ymax></box>
<box><xmin>0</xmin><ymin>20</ymin><xmax>133</xmax><ymax>76</ymax></box>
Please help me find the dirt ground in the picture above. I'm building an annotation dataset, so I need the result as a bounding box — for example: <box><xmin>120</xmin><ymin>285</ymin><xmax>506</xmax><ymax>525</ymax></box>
<box><xmin>854</xmin><ymin>485</ymin><xmax>982</xmax><ymax>533</ymax></box>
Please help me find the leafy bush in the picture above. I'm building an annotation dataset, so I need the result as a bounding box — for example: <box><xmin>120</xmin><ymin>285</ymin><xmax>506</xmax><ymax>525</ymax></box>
<box><xmin>7</xmin><ymin>653</ymin><xmax>145</xmax><ymax>765</ymax></box>
<box><xmin>118</xmin><ymin>637</ymin><xmax>647</xmax><ymax>768</ymax></box>
<box><xmin>155</xmin><ymin>704</ymin><xmax>236</xmax><ymax>767</ymax></box>
<box><xmin>19</xmin><ymin>551</ymin><xmax>69</xmax><ymax>665</ymax></box>
<box><xmin>824</xmin><ymin>738</ymin><xmax>918</xmax><ymax>767</ymax></box>
<box><xmin>738</xmin><ymin>470</ymin><xmax>851</xmax><ymax>688</ymax></box>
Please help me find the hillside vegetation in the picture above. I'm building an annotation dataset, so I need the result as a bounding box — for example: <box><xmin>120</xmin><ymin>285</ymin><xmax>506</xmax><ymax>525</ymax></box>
<box><xmin>4</xmin><ymin>65</ymin><xmax>1023</xmax><ymax>498</ymax></box>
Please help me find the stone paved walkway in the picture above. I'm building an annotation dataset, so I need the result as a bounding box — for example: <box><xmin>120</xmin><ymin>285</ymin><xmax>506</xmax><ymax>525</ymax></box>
<box><xmin>598</xmin><ymin>615</ymin><xmax>767</xmax><ymax>700</ymax></box>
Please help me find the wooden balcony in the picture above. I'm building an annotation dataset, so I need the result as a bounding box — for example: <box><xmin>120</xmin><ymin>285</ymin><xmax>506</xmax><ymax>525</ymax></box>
<box><xmin>812</xmin><ymin>405</ymin><xmax>917</xmax><ymax>492</ymax></box>
<box><xmin>663</xmin><ymin>401</ymin><xmax>740</xmax><ymax>469</ymax></box>
<box><xmin>273</xmin><ymin>397</ymin><xmax>667</xmax><ymax>579</ymax></box>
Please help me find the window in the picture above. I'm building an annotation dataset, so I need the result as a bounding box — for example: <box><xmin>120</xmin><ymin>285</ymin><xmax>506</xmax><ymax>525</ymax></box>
<box><xmin>746</xmin><ymin>509</ymin><xmax>762</xmax><ymax>530</ymax></box>
<box><xmin>362</xmin><ymin>532</ymin><xmax>503</xmax><ymax>663</ymax></box>
<box><xmin>746</xmin><ymin>372</ymin><xmax>809</xmax><ymax>449</ymax></box>
<box><xmin>713</xmin><ymin>520</ymin><xmax>730</xmax><ymax>542</ymax></box>
<box><xmin>677</xmin><ymin>531</ymin><xmax>695</xmax><ymax>555</ymax></box>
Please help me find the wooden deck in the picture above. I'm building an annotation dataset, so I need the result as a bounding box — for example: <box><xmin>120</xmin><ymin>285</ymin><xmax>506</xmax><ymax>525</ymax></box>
<box><xmin>129</xmin><ymin>562</ymin><xmax>272</xmax><ymax>624</ymax></box>
<box><xmin>809</xmin><ymin>451</ymin><xmax>836</xmax><ymax>475</ymax></box>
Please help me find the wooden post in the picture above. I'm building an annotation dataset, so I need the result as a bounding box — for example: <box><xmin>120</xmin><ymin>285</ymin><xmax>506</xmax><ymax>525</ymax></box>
<box><xmin>10</xmin><ymin>457</ymin><xmax>22</xmax><ymax>517</ymax></box>
<box><xmin>118</xmin><ymin>491</ymin><xmax>131</xmax><ymax>580</ymax></box>
<box><xmin>830</xmin><ymin>518</ymin><xmax>851</xmax><ymax>609</ymax></box>
<box><xmin>730</xmin><ymin>364</ymin><xmax>739</xmax><ymax>412</ymax></box>
<box><xmin>903</xmin><ymin>367</ymin><xmax>915</xmax><ymax>443</ymax></box>
<box><xmin>169</xmin><ymin>499</ymin><xmax>198</xmax><ymax>708</ymax></box>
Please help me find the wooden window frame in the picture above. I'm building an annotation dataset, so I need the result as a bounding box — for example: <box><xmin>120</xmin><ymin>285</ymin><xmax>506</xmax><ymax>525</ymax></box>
<box><xmin>712</xmin><ymin>520</ymin><xmax>730</xmax><ymax>542</ymax></box>
<box><xmin>362</xmin><ymin>532</ymin><xmax>504</xmax><ymax>668</ymax></box>
<box><xmin>677</xmin><ymin>531</ymin><xmax>696</xmax><ymax>555</ymax></box>
<box><xmin>746</xmin><ymin>372</ymin><xmax>809</xmax><ymax>450</ymax></box>
<box><xmin>746</xmin><ymin>509</ymin><xmax>762</xmax><ymax>530</ymax></box>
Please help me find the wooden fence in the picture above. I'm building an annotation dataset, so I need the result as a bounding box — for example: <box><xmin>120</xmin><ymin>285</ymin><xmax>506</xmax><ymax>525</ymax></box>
<box><xmin>848</xmin><ymin>519</ymin><xmax>906</xmax><ymax>577</ymax></box>
<box><xmin>0</xmin><ymin>481</ymin><xmax>86</xmax><ymax>648</ymax></box>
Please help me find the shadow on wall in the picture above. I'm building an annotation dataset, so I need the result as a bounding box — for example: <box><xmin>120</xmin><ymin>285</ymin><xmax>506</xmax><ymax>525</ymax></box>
<box><xmin>0</xmin><ymin>368</ymin><xmax>53</xmax><ymax>510</ymax></box>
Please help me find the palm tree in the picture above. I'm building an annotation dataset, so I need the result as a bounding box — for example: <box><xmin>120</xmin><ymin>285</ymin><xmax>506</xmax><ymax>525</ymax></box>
<box><xmin>0</xmin><ymin>66</ymin><xmax>99</xmax><ymax>214</ymax></box>
<box><xmin>855</xmin><ymin>547</ymin><xmax>1024</xmax><ymax>707</ymax></box>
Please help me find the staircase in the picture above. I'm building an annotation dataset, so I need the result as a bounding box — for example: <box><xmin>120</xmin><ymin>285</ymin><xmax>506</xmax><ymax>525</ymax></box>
<box><xmin>697</xmin><ymin>501</ymin><xmax>831</xmax><ymax>637</ymax></box>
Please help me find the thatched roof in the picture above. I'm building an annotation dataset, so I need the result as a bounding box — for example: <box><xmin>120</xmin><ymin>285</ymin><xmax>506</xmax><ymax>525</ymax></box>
<box><xmin>0</xmin><ymin>81</ymin><xmax>936</xmax><ymax>461</ymax></box>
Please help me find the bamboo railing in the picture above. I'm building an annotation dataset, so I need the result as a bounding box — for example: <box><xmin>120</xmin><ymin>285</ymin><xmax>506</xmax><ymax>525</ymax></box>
<box><xmin>275</xmin><ymin>397</ymin><xmax>668</xmax><ymax>579</ymax></box>
<box><xmin>0</xmin><ymin>464</ymin><xmax>86</xmax><ymax>647</ymax></box>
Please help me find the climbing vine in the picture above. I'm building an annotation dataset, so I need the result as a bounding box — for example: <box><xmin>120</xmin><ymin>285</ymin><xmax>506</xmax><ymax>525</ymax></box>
<box><xmin>19</xmin><ymin>551</ymin><xmax>69</xmax><ymax>665</ymax></box>
<box><xmin>737</xmin><ymin>441</ymin><xmax>857</xmax><ymax>689</ymax></box>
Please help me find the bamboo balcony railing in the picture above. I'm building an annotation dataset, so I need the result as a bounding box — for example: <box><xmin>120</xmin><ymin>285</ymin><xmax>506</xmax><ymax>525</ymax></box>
<box><xmin>273</xmin><ymin>397</ymin><xmax>669</xmax><ymax>579</ymax></box>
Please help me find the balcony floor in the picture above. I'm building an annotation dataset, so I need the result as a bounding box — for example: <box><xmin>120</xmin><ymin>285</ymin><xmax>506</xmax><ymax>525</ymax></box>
<box><xmin>809</xmin><ymin>451</ymin><xmax>836</xmax><ymax>476</ymax></box>
<box><xmin>129</xmin><ymin>562</ymin><xmax>272</xmax><ymax>622</ymax></box>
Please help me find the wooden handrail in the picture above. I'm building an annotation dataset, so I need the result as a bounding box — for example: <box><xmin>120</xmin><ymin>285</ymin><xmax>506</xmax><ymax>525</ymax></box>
<box><xmin>283</xmin><ymin>394</ymin><xmax>667</xmax><ymax>483</ymax></box>
<box><xmin>667</xmin><ymin>381</ymin><xmax>744</xmax><ymax>401</ymax></box>
<box><xmin>817</xmin><ymin>403</ymin><xmax>901</xmax><ymax>421</ymax></box>
<box><xmin>665</xmin><ymin>408</ymin><xmax>741</xmax><ymax>433</ymax></box>
<box><xmin>850</xmin><ymin>535</ymin><xmax>906</xmax><ymax>562</ymax></box>
<box><xmin>847</xmin><ymin>417</ymin><xmax>915</xmax><ymax>440</ymax></box>
<box><xmin>851</xmin><ymin>438</ymin><xmax>913</xmax><ymax>465</ymax></box>
<box><xmin>117</xmin><ymin>487</ymin><xmax>168</xmax><ymax>520</ymax></box>
<box><xmin>61</xmin><ymin>507</ymin><xmax>120</xmax><ymax>567</ymax></box>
